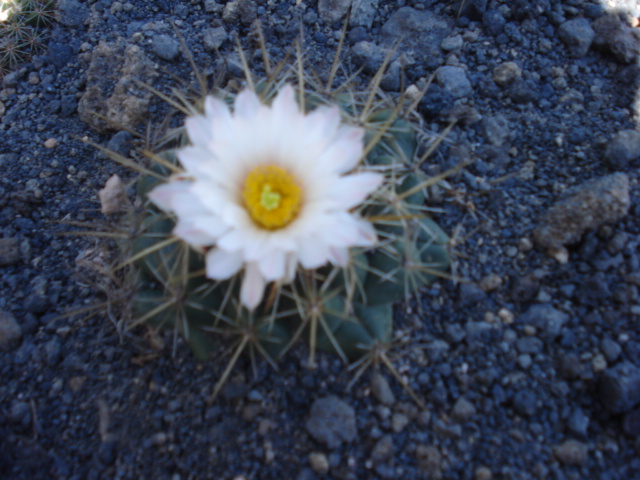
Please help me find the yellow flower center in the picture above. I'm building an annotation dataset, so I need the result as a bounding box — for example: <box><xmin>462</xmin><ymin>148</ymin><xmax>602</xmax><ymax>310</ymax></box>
<box><xmin>243</xmin><ymin>165</ymin><xmax>302</xmax><ymax>230</ymax></box>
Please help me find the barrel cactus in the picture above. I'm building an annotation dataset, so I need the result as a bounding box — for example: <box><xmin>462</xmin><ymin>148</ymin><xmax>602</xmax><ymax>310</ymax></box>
<box><xmin>102</xmin><ymin>46</ymin><xmax>451</xmax><ymax>401</ymax></box>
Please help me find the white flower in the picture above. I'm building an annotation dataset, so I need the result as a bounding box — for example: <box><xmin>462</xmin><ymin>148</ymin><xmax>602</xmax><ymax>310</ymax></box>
<box><xmin>148</xmin><ymin>85</ymin><xmax>383</xmax><ymax>309</ymax></box>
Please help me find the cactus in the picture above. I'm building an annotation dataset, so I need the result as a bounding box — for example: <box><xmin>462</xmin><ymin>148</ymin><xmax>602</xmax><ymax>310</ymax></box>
<box><xmin>98</xmin><ymin>36</ymin><xmax>452</xmax><ymax>404</ymax></box>
<box><xmin>0</xmin><ymin>0</ymin><xmax>55</xmax><ymax>75</ymax></box>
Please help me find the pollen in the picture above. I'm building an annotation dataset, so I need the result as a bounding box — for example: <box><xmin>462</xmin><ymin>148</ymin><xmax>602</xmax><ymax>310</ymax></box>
<box><xmin>243</xmin><ymin>165</ymin><xmax>302</xmax><ymax>230</ymax></box>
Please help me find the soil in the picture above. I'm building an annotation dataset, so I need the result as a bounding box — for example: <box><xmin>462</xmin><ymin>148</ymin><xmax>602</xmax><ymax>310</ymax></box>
<box><xmin>2</xmin><ymin>0</ymin><xmax>640</xmax><ymax>479</ymax></box>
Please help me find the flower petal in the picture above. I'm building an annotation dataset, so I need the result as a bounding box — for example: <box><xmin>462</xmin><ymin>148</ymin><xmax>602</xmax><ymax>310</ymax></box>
<box><xmin>327</xmin><ymin>172</ymin><xmax>383</xmax><ymax>209</ymax></box>
<box><xmin>204</xmin><ymin>95</ymin><xmax>231</xmax><ymax>122</ymax></box>
<box><xmin>234</xmin><ymin>89</ymin><xmax>262</xmax><ymax>118</ymax></box>
<box><xmin>173</xmin><ymin>220</ymin><xmax>218</xmax><ymax>247</ymax></box>
<box><xmin>328</xmin><ymin>247</ymin><xmax>349</xmax><ymax>267</ymax></box>
<box><xmin>241</xmin><ymin>262</ymin><xmax>266</xmax><ymax>310</ymax></box>
<box><xmin>206</xmin><ymin>248</ymin><xmax>244</xmax><ymax>280</ymax></box>
<box><xmin>316</xmin><ymin>125</ymin><xmax>364</xmax><ymax>174</ymax></box>
<box><xmin>297</xmin><ymin>236</ymin><xmax>331</xmax><ymax>269</ymax></box>
<box><xmin>147</xmin><ymin>180</ymin><xmax>193</xmax><ymax>213</ymax></box>
<box><xmin>185</xmin><ymin>115</ymin><xmax>212</xmax><ymax>147</ymax></box>
<box><xmin>257</xmin><ymin>248</ymin><xmax>286</xmax><ymax>281</ymax></box>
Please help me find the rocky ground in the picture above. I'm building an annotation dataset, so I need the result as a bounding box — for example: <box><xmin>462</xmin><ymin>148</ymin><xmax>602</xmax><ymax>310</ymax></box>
<box><xmin>2</xmin><ymin>0</ymin><xmax>640</xmax><ymax>479</ymax></box>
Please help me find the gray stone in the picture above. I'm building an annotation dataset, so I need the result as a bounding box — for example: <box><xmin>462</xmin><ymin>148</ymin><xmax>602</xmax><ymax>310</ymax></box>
<box><xmin>152</xmin><ymin>35</ymin><xmax>180</xmax><ymax>61</ymax></box>
<box><xmin>553</xmin><ymin>440</ymin><xmax>588</xmax><ymax>466</ymax></box>
<box><xmin>350</xmin><ymin>41</ymin><xmax>388</xmax><ymax>75</ymax></box>
<box><xmin>515</xmin><ymin>337</ymin><xmax>543</xmax><ymax>355</ymax></box>
<box><xmin>482</xmin><ymin>9</ymin><xmax>506</xmax><ymax>36</ymax></box>
<box><xmin>519</xmin><ymin>304</ymin><xmax>568</xmax><ymax>341</ymax></box>
<box><xmin>512</xmin><ymin>389</ymin><xmax>538</xmax><ymax>416</ymax></box>
<box><xmin>203</xmin><ymin>27</ymin><xmax>228</xmax><ymax>52</ymax></box>
<box><xmin>558</xmin><ymin>19</ymin><xmax>595</xmax><ymax>57</ymax></box>
<box><xmin>381</xmin><ymin>7</ymin><xmax>450</xmax><ymax>59</ymax></box>
<box><xmin>436</xmin><ymin>66</ymin><xmax>472</xmax><ymax>99</ymax></box>
<box><xmin>599</xmin><ymin>362</ymin><xmax>640</xmax><ymax>414</ymax></box>
<box><xmin>222</xmin><ymin>0</ymin><xmax>255</xmax><ymax>24</ymax></box>
<box><xmin>451</xmin><ymin>397</ymin><xmax>476</xmax><ymax>422</ymax></box>
<box><xmin>480</xmin><ymin>115</ymin><xmax>510</xmax><ymax>146</ymax></box>
<box><xmin>622</xmin><ymin>408</ymin><xmax>640</xmax><ymax>437</ymax></box>
<box><xmin>416</xmin><ymin>445</ymin><xmax>442</xmax><ymax>475</ymax></box>
<box><xmin>350</xmin><ymin>0</ymin><xmax>378</xmax><ymax>29</ymax></box>
<box><xmin>567</xmin><ymin>408</ymin><xmax>589</xmax><ymax>437</ymax></box>
<box><xmin>2</xmin><ymin>69</ymin><xmax>25</xmax><ymax>88</ymax></box>
<box><xmin>204</xmin><ymin>0</ymin><xmax>223</xmax><ymax>13</ymax></box>
<box><xmin>370</xmin><ymin>372</ymin><xmax>395</xmax><ymax>406</ymax></box>
<box><xmin>0</xmin><ymin>310</ymin><xmax>22</xmax><ymax>350</ymax></box>
<box><xmin>391</xmin><ymin>412</ymin><xmax>409</xmax><ymax>433</ymax></box>
<box><xmin>371</xmin><ymin>435</ymin><xmax>394</xmax><ymax>463</ymax></box>
<box><xmin>0</xmin><ymin>238</ymin><xmax>20</xmax><ymax>266</ymax></box>
<box><xmin>441</xmin><ymin>35</ymin><xmax>463</xmax><ymax>51</ymax></box>
<box><xmin>57</xmin><ymin>0</ymin><xmax>89</xmax><ymax>27</ymax></box>
<box><xmin>106</xmin><ymin>131</ymin><xmax>134</xmax><ymax>158</ymax></box>
<box><xmin>604</xmin><ymin>130</ymin><xmax>640</xmax><ymax>169</ymax></box>
<box><xmin>533</xmin><ymin>173</ymin><xmax>630</xmax><ymax>261</ymax></box>
<box><xmin>493</xmin><ymin>62</ymin><xmax>522</xmax><ymax>87</ymax></box>
<box><xmin>305</xmin><ymin>396</ymin><xmax>356</xmax><ymax>448</ymax></box>
<box><xmin>78</xmin><ymin>41</ymin><xmax>159</xmax><ymax>133</ymax></box>
<box><xmin>318</xmin><ymin>0</ymin><xmax>351</xmax><ymax>24</ymax></box>
<box><xmin>593</xmin><ymin>14</ymin><xmax>640</xmax><ymax>64</ymax></box>
<box><xmin>600</xmin><ymin>338</ymin><xmax>622</xmax><ymax>363</ymax></box>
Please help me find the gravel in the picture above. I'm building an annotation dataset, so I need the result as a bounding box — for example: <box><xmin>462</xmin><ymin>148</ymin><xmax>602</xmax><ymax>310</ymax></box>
<box><xmin>2</xmin><ymin>1</ymin><xmax>640</xmax><ymax>478</ymax></box>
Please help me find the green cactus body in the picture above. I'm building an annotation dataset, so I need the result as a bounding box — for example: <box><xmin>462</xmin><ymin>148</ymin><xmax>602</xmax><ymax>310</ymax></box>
<box><xmin>102</xmin><ymin>65</ymin><xmax>452</xmax><ymax>400</ymax></box>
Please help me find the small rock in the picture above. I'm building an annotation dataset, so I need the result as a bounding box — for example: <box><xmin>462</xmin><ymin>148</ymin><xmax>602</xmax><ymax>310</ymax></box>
<box><xmin>515</xmin><ymin>337</ymin><xmax>543</xmax><ymax>355</ymax></box>
<box><xmin>152</xmin><ymin>35</ymin><xmax>180</xmax><ymax>61</ymax></box>
<box><xmin>567</xmin><ymin>408</ymin><xmax>589</xmax><ymax>437</ymax></box>
<box><xmin>0</xmin><ymin>311</ymin><xmax>22</xmax><ymax>350</ymax></box>
<box><xmin>480</xmin><ymin>115</ymin><xmax>510</xmax><ymax>146</ymax></box>
<box><xmin>592</xmin><ymin>354</ymin><xmax>607</xmax><ymax>373</ymax></box>
<box><xmin>475</xmin><ymin>466</ymin><xmax>493</xmax><ymax>480</ymax></box>
<box><xmin>604</xmin><ymin>130</ymin><xmax>640</xmax><ymax>169</ymax></box>
<box><xmin>350</xmin><ymin>0</ymin><xmax>378</xmax><ymax>29</ymax></box>
<box><xmin>9</xmin><ymin>400</ymin><xmax>31</xmax><ymax>426</ymax></box>
<box><xmin>0</xmin><ymin>238</ymin><xmax>21</xmax><ymax>266</ymax></box>
<box><xmin>441</xmin><ymin>35</ymin><xmax>463</xmax><ymax>51</ymax></box>
<box><xmin>599</xmin><ymin>362</ymin><xmax>640</xmax><ymax>414</ymax></box>
<box><xmin>318</xmin><ymin>0</ymin><xmax>352</xmax><ymax>24</ymax></box>
<box><xmin>483</xmin><ymin>9</ymin><xmax>506</xmax><ymax>36</ymax></box>
<box><xmin>558</xmin><ymin>18</ymin><xmax>595</xmax><ymax>57</ymax></box>
<box><xmin>451</xmin><ymin>397</ymin><xmax>476</xmax><ymax>422</ymax></box>
<box><xmin>416</xmin><ymin>445</ymin><xmax>442</xmax><ymax>474</ymax></box>
<box><xmin>436</xmin><ymin>66</ymin><xmax>473</xmax><ymax>99</ymax></box>
<box><xmin>381</xmin><ymin>7</ymin><xmax>450</xmax><ymax>59</ymax></box>
<box><xmin>98</xmin><ymin>175</ymin><xmax>127</xmax><ymax>215</ymax></box>
<box><xmin>107</xmin><ymin>131</ymin><xmax>134</xmax><ymax>158</ymax></box>
<box><xmin>370</xmin><ymin>372</ymin><xmax>395</xmax><ymax>406</ymax></box>
<box><xmin>601</xmin><ymin>338</ymin><xmax>622</xmax><ymax>363</ymax></box>
<box><xmin>553</xmin><ymin>440</ymin><xmax>588</xmax><ymax>466</ymax></box>
<box><xmin>391</xmin><ymin>412</ymin><xmax>409</xmax><ymax>433</ymax></box>
<box><xmin>203</xmin><ymin>27</ymin><xmax>227</xmax><ymax>52</ymax></box>
<box><xmin>623</xmin><ymin>408</ymin><xmax>640</xmax><ymax>437</ymax></box>
<box><xmin>305</xmin><ymin>396</ymin><xmax>357</xmax><ymax>448</ymax></box>
<box><xmin>519</xmin><ymin>304</ymin><xmax>568</xmax><ymax>341</ymax></box>
<box><xmin>457</xmin><ymin>283</ymin><xmax>487</xmax><ymax>308</ymax></box>
<box><xmin>493</xmin><ymin>62</ymin><xmax>522</xmax><ymax>87</ymax></box>
<box><xmin>44</xmin><ymin>138</ymin><xmax>58</xmax><ymax>149</ymax></box>
<box><xmin>533</xmin><ymin>173</ymin><xmax>630</xmax><ymax>261</ymax></box>
<box><xmin>593</xmin><ymin>14</ymin><xmax>640</xmax><ymax>64</ymax></box>
<box><xmin>308</xmin><ymin>452</ymin><xmax>330</xmax><ymax>475</ymax></box>
<box><xmin>57</xmin><ymin>0</ymin><xmax>89</xmax><ymax>27</ymax></box>
<box><xmin>350</xmin><ymin>41</ymin><xmax>387</xmax><ymax>75</ymax></box>
<box><xmin>371</xmin><ymin>435</ymin><xmax>394</xmax><ymax>463</ymax></box>
<box><xmin>512</xmin><ymin>389</ymin><xmax>538</xmax><ymax>416</ymax></box>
